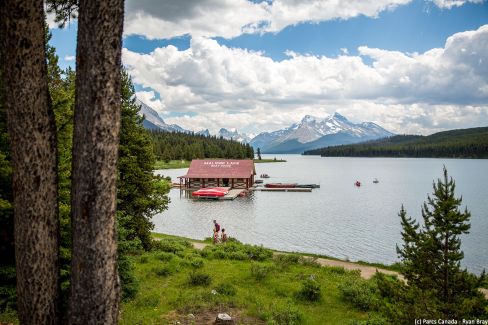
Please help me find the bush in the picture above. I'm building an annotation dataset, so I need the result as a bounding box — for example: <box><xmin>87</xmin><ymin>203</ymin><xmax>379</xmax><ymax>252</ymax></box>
<box><xmin>216</xmin><ymin>282</ymin><xmax>237</xmax><ymax>296</ymax></box>
<box><xmin>338</xmin><ymin>277</ymin><xmax>378</xmax><ymax>311</ymax></box>
<box><xmin>296</xmin><ymin>275</ymin><xmax>321</xmax><ymax>302</ymax></box>
<box><xmin>156</xmin><ymin>252</ymin><xmax>174</xmax><ymax>262</ymax></box>
<box><xmin>274</xmin><ymin>254</ymin><xmax>301</xmax><ymax>269</ymax></box>
<box><xmin>152</xmin><ymin>238</ymin><xmax>191</xmax><ymax>255</ymax></box>
<box><xmin>188</xmin><ymin>272</ymin><xmax>212</xmax><ymax>286</ymax></box>
<box><xmin>153</xmin><ymin>266</ymin><xmax>173</xmax><ymax>277</ymax></box>
<box><xmin>202</xmin><ymin>242</ymin><xmax>273</xmax><ymax>262</ymax></box>
<box><xmin>268</xmin><ymin>302</ymin><xmax>303</xmax><ymax>325</ymax></box>
<box><xmin>250</xmin><ymin>263</ymin><xmax>274</xmax><ymax>281</ymax></box>
<box><xmin>189</xmin><ymin>257</ymin><xmax>205</xmax><ymax>269</ymax></box>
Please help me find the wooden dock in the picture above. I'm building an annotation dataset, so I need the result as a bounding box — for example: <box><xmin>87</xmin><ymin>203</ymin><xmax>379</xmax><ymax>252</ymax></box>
<box><xmin>220</xmin><ymin>189</ymin><xmax>246</xmax><ymax>200</ymax></box>
<box><xmin>252</xmin><ymin>187</ymin><xmax>312</xmax><ymax>192</ymax></box>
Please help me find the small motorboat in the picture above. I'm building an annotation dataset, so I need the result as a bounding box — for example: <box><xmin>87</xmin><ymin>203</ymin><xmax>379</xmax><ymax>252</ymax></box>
<box><xmin>373</xmin><ymin>178</ymin><xmax>379</xmax><ymax>184</ymax></box>
<box><xmin>255</xmin><ymin>179</ymin><xmax>264</xmax><ymax>184</ymax></box>
<box><xmin>192</xmin><ymin>187</ymin><xmax>229</xmax><ymax>198</ymax></box>
<box><xmin>265</xmin><ymin>183</ymin><xmax>297</xmax><ymax>188</ymax></box>
<box><xmin>355</xmin><ymin>181</ymin><xmax>361</xmax><ymax>187</ymax></box>
<box><xmin>260</xmin><ymin>173</ymin><xmax>270</xmax><ymax>178</ymax></box>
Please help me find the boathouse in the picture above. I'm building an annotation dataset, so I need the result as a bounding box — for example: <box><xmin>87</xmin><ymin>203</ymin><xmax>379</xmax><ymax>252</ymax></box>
<box><xmin>178</xmin><ymin>159</ymin><xmax>256</xmax><ymax>189</ymax></box>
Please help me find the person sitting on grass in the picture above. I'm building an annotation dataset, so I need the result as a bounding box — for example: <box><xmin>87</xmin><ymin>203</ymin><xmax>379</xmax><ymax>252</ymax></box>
<box><xmin>221</xmin><ymin>228</ymin><xmax>228</xmax><ymax>243</ymax></box>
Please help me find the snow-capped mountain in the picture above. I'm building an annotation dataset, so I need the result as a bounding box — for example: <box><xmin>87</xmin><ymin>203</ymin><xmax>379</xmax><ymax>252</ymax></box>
<box><xmin>218</xmin><ymin>128</ymin><xmax>252</xmax><ymax>143</ymax></box>
<box><xmin>196</xmin><ymin>129</ymin><xmax>211</xmax><ymax>137</ymax></box>
<box><xmin>135</xmin><ymin>98</ymin><xmax>188</xmax><ymax>133</ymax></box>
<box><xmin>250</xmin><ymin>113</ymin><xmax>393</xmax><ymax>153</ymax></box>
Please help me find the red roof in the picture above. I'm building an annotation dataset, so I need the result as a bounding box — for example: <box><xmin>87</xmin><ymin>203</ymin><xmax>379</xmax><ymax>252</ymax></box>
<box><xmin>179</xmin><ymin>159</ymin><xmax>255</xmax><ymax>179</ymax></box>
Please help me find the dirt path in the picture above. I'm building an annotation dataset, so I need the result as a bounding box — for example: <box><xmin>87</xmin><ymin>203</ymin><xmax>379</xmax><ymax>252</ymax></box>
<box><xmin>190</xmin><ymin>241</ymin><xmax>488</xmax><ymax>299</ymax></box>
<box><xmin>191</xmin><ymin>242</ymin><xmax>400</xmax><ymax>280</ymax></box>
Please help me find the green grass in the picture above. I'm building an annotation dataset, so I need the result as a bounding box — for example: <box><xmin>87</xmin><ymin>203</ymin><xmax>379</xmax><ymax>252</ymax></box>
<box><xmin>154</xmin><ymin>160</ymin><xmax>191</xmax><ymax>170</ymax></box>
<box><xmin>120</xmin><ymin>237</ymin><xmax>379</xmax><ymax>324</ymax></box>
<box><xmin>254</xmin><ymin>158</ymin><xmax>287</xmax><ymax>163</ymax></box>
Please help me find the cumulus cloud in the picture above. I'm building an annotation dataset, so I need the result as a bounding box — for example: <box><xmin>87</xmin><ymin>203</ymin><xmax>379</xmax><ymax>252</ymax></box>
<box><xmin>64</xmin><ymin>55</ymin><xmax>75</xmax><ymax>61</ymax></box>
<box><xmin>124</xmin><ymin>0</ymin><xmax>483</xmax><ymax>40</ymax></box>
<box><xmin>431</xmin><ymin>0</ymin><xmax>484</xmax><ymax>9</ymax></box>
<box><xmin>123</xmin><ymin>25</ymin><xmax>488</xmax><ymax>135</ymax></box>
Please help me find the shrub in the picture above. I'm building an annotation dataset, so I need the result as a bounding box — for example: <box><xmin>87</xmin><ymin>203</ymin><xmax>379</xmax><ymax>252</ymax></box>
<box><xmin>268</xmin><ymin>302</ymin><xmax>303</xmax><ymax>325</ymax></box>
<box><xmin>274</xmin><ymin>254</ymin><xmax>301</xmax><ymax>269</ymax></box>
<box><xmin>156</xmin><ymin>252</ymin><xmax>174</xmax><ymax>262</ymax></box>
<box><xmin>250</xmin><ymin>263</ymin><xmax>274</xmax><ymax>281</ymax></box>
<box><xmin>338</xmin><ymin>277</ymin><xmax>378</xmax><ymax>311</ymax></box>
<box><xmin>152</xmin><ymin>238</ymin><xmax>191</xmax><ymax>255</ymax></box>
<box><xmin>189</xmin><ymin>257</ymin><xmax>205</xmax><ymax>269</ymax></box>
<box><xmin>301</xmin><ymin>257</ymin><xmax>321</xmax><ymax>268</ymax></box>
<box><xmin>153</xmin><ymin>266</ymin><xmax>173</xmax><ymax>277</ymax></box>
<box><xmin>216</xmin><ymin>282</ymin><xmax>237</xmax><ymax>296</ymax></box>
<box><xmin>296</xmin><ymin>276</ymin><xmax>321</xmax><ymax>302</ymax></box>
<box><xmin>188</xmin><ymin>272</ymin><xmax>212</xmax><ymax>286</ymax></box>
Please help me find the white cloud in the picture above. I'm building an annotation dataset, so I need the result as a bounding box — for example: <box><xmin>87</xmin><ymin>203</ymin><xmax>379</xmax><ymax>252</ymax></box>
<box><xmin>124</xmin><ymin>0</ymin><xmax>483</xmax><ymax>40</ymax></box>
<box><xmin>431</xmin><ymin>0</ymin><xmax>484</xmax><ymax>9</ymax></box>
<box><xmin>123</xmin><ymin>25</ymin><xmax>488</xmax><ymax>135</ymax></box>
<box><xmin>64</xmin><ymin>55</ymin><xmax>75</xmax><ymax>61</ymax></box>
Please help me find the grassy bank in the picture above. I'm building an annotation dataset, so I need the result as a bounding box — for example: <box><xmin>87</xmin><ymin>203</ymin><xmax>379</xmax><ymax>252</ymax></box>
<box><xmin>254</xmin><ymin>158</ymin><xmax>287</xmax><ymax>163</ymax></box>
<box><xmin>154</xmin><ymin>160</ymin><xmax>191</xmax><ymax>170</ymax></box>
<box><xmin>120</xmin><ymin>234</ymin><xmax>384</xmax><ymax>324</ymax></box>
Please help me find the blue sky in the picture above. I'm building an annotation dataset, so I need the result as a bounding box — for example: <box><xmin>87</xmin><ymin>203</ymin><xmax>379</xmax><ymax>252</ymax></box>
<box><xmin>49</xmin><ymin>0</ymin><xmax>488</xmax><ymax>135</ymax></box>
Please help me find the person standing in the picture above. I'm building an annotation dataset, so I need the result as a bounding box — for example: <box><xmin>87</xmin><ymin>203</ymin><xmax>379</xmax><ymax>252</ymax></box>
<box><xmin>213</xmin><ymin>220</ymin><xmax>221</xmax><ymax>244</ymax></box>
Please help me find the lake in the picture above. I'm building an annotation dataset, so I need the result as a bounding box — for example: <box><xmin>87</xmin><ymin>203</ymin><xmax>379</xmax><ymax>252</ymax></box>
<box><xmin>154</xmin><ymin>155</ymin><xmax>488</xmax><ymax>274</ymax></box>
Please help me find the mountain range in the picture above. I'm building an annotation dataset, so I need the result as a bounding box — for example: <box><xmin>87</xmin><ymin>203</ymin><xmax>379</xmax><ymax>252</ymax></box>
<box><xmin>136</xmin><ymin>98</ymin><xmax>393</xmax><ymax>154</ymax></box>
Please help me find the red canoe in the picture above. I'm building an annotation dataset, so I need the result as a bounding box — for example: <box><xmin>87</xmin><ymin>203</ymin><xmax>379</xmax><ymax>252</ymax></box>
<box><xmin>192</xmin><ymin>187</ymin><xmax>229</xmax><ymax>197</ymax></box>
<box><xmin>265</xmin><ymin>183</ymin><xmax>297</xmax><ymax>188</ymax></box>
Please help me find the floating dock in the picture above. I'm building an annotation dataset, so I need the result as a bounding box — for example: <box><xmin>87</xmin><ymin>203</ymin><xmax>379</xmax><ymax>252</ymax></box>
<box><xmin>252</xmin><ymin>187</ymin><xmax>312</xmax><ymax>192</ymax></box>
<box><xmin>220</xmin><ymin>189</ymin><xmax>246</xmax><ymax>200</ymax></box>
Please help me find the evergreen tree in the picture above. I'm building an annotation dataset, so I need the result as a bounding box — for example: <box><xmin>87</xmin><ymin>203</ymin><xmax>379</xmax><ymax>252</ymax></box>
<box><xmin>117</xmin><ymin>69</ymin><xmax>170</xmax><ymax>252</ymax></box>
<box><xmin>386</xmin><ymin>167</ymin><xmax>487</xmax><ymax>322</ymax></box>
<box><xmin>257</xmin><ymin>147</ymin><xmax>262</xmax><ymax>160</ymax></box>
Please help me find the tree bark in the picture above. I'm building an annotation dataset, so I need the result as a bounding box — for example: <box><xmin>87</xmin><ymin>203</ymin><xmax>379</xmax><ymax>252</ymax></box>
<box><xmin>0</xmin><ymin>1</ymin><xmax>60</xmax><ymax>324</ymax></box>
<box><xmin>68</xmin><ymin>0</ymin><xmax>124</xmax><ymax>324</ymax></box>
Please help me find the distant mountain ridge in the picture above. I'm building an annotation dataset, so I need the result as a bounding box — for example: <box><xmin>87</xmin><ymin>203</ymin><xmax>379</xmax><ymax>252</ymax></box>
<box><xmin>135</xmin><ymin>98</ymin><xmax>188</xmax><ymax>133</ymax></box>
<box><xmin>303</xmin><ymin>127</ymin><xmax>488</xmax><ymax>158</ymax></box>
<box><xmin>135</xmin><ymin>99</ymin><xmax>393</xmax><ymax>152</ymax></box>
<box><xmin>250</xmin><ymin>113</ymin><xmax>393</xmax><ymax>154</ymax></box>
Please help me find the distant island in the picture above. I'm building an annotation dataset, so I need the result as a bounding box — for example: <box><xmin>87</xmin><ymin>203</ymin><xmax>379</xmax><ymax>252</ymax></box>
<box><xmin>303</xmin><ymin>127</ymin><xmax>488</xmax><ymax>159</ymax></box>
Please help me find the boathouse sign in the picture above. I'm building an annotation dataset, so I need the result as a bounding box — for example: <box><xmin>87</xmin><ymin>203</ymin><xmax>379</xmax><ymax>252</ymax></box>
<box><xmin>178</xmin><ymin>159</ymin><xmax>255</xmax><ymax>189</ymax></box>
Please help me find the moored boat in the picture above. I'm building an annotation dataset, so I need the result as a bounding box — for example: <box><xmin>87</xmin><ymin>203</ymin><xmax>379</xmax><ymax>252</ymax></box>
<box><xmin>373</xmin><ymin>178</ymin><xmax>379</xmax><ymax>184</ymax></box>
<box><xmin>296</xmin><ymin>184</ymin><xmax>320</xmax><ymax>189</ymax></box>
<box><xmin>261</xmin><ymin>173</ymin><xmax>270</xmax><ymax>178</ymax></box>
<box><xmin>265</xmin><ymin>183</ymin><xmax>297</xmax><ymax>188</ymax></box>
<box><xmin>192</xmin><ymin>187</ymin><xmax>229</xmax><ymax>198</ymax></box>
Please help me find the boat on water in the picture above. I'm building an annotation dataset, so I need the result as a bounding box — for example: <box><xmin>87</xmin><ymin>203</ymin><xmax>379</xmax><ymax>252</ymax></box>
<box><xmin>265</xmin><ymin>183</ymin><xmax>298</xmax><ymax>188</ymax></box>
<box><xmin>192</xmin><ymin>187</ymin><xmax>229</xmax><ymax>198</ymax></box>
<box><xmin>355</xmin><ymin>181</ymin><xmax>361</xmax><ymax>187</ymax></box>
<box><xmin>296</xmin><ymin>184</ymin><xmax>320</xmax><ymax>188</ymax></box>
<box><xmin>373</xmin><ymin>178</ymin><xmax>379</xmax><ymax>184</ymax></box>
<box><xmin>261</xmin><ymin>173</ymin><xmax>270</xmax><ymax>178</ymax></box>
<box><xmin>255</xmin><ymin>179</ymin><xmax>264</xmax><ymax>184</ymax></box>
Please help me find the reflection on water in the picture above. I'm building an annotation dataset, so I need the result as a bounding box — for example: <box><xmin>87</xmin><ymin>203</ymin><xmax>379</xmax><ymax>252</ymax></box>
<box><xmin>154</xmin><ymin>155</ymin><xmax>488</xmax><ymax>274</ymax></box>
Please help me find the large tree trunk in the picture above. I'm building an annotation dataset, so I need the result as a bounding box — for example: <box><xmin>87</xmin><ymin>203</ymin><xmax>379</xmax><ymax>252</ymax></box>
<box><xmin>0</xmin><ymin>1</ymin><xmax>60</xmax><ymax>324</ymax></box>
<box><xmin>68</xmin><ymin>0</ymin><xmax>124</xmax><ymax>323</ymax></box>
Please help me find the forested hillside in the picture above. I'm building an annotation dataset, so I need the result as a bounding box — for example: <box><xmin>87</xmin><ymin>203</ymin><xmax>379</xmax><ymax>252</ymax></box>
<box><xmin>304</xmin><ymin>127</ymin><xmax>488</xmax><ymax>158</ymax></box>
<box><xmin>149</xmin><ymin>130</ymin><xmax>254</xmax><ymax>161</ymax></box>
